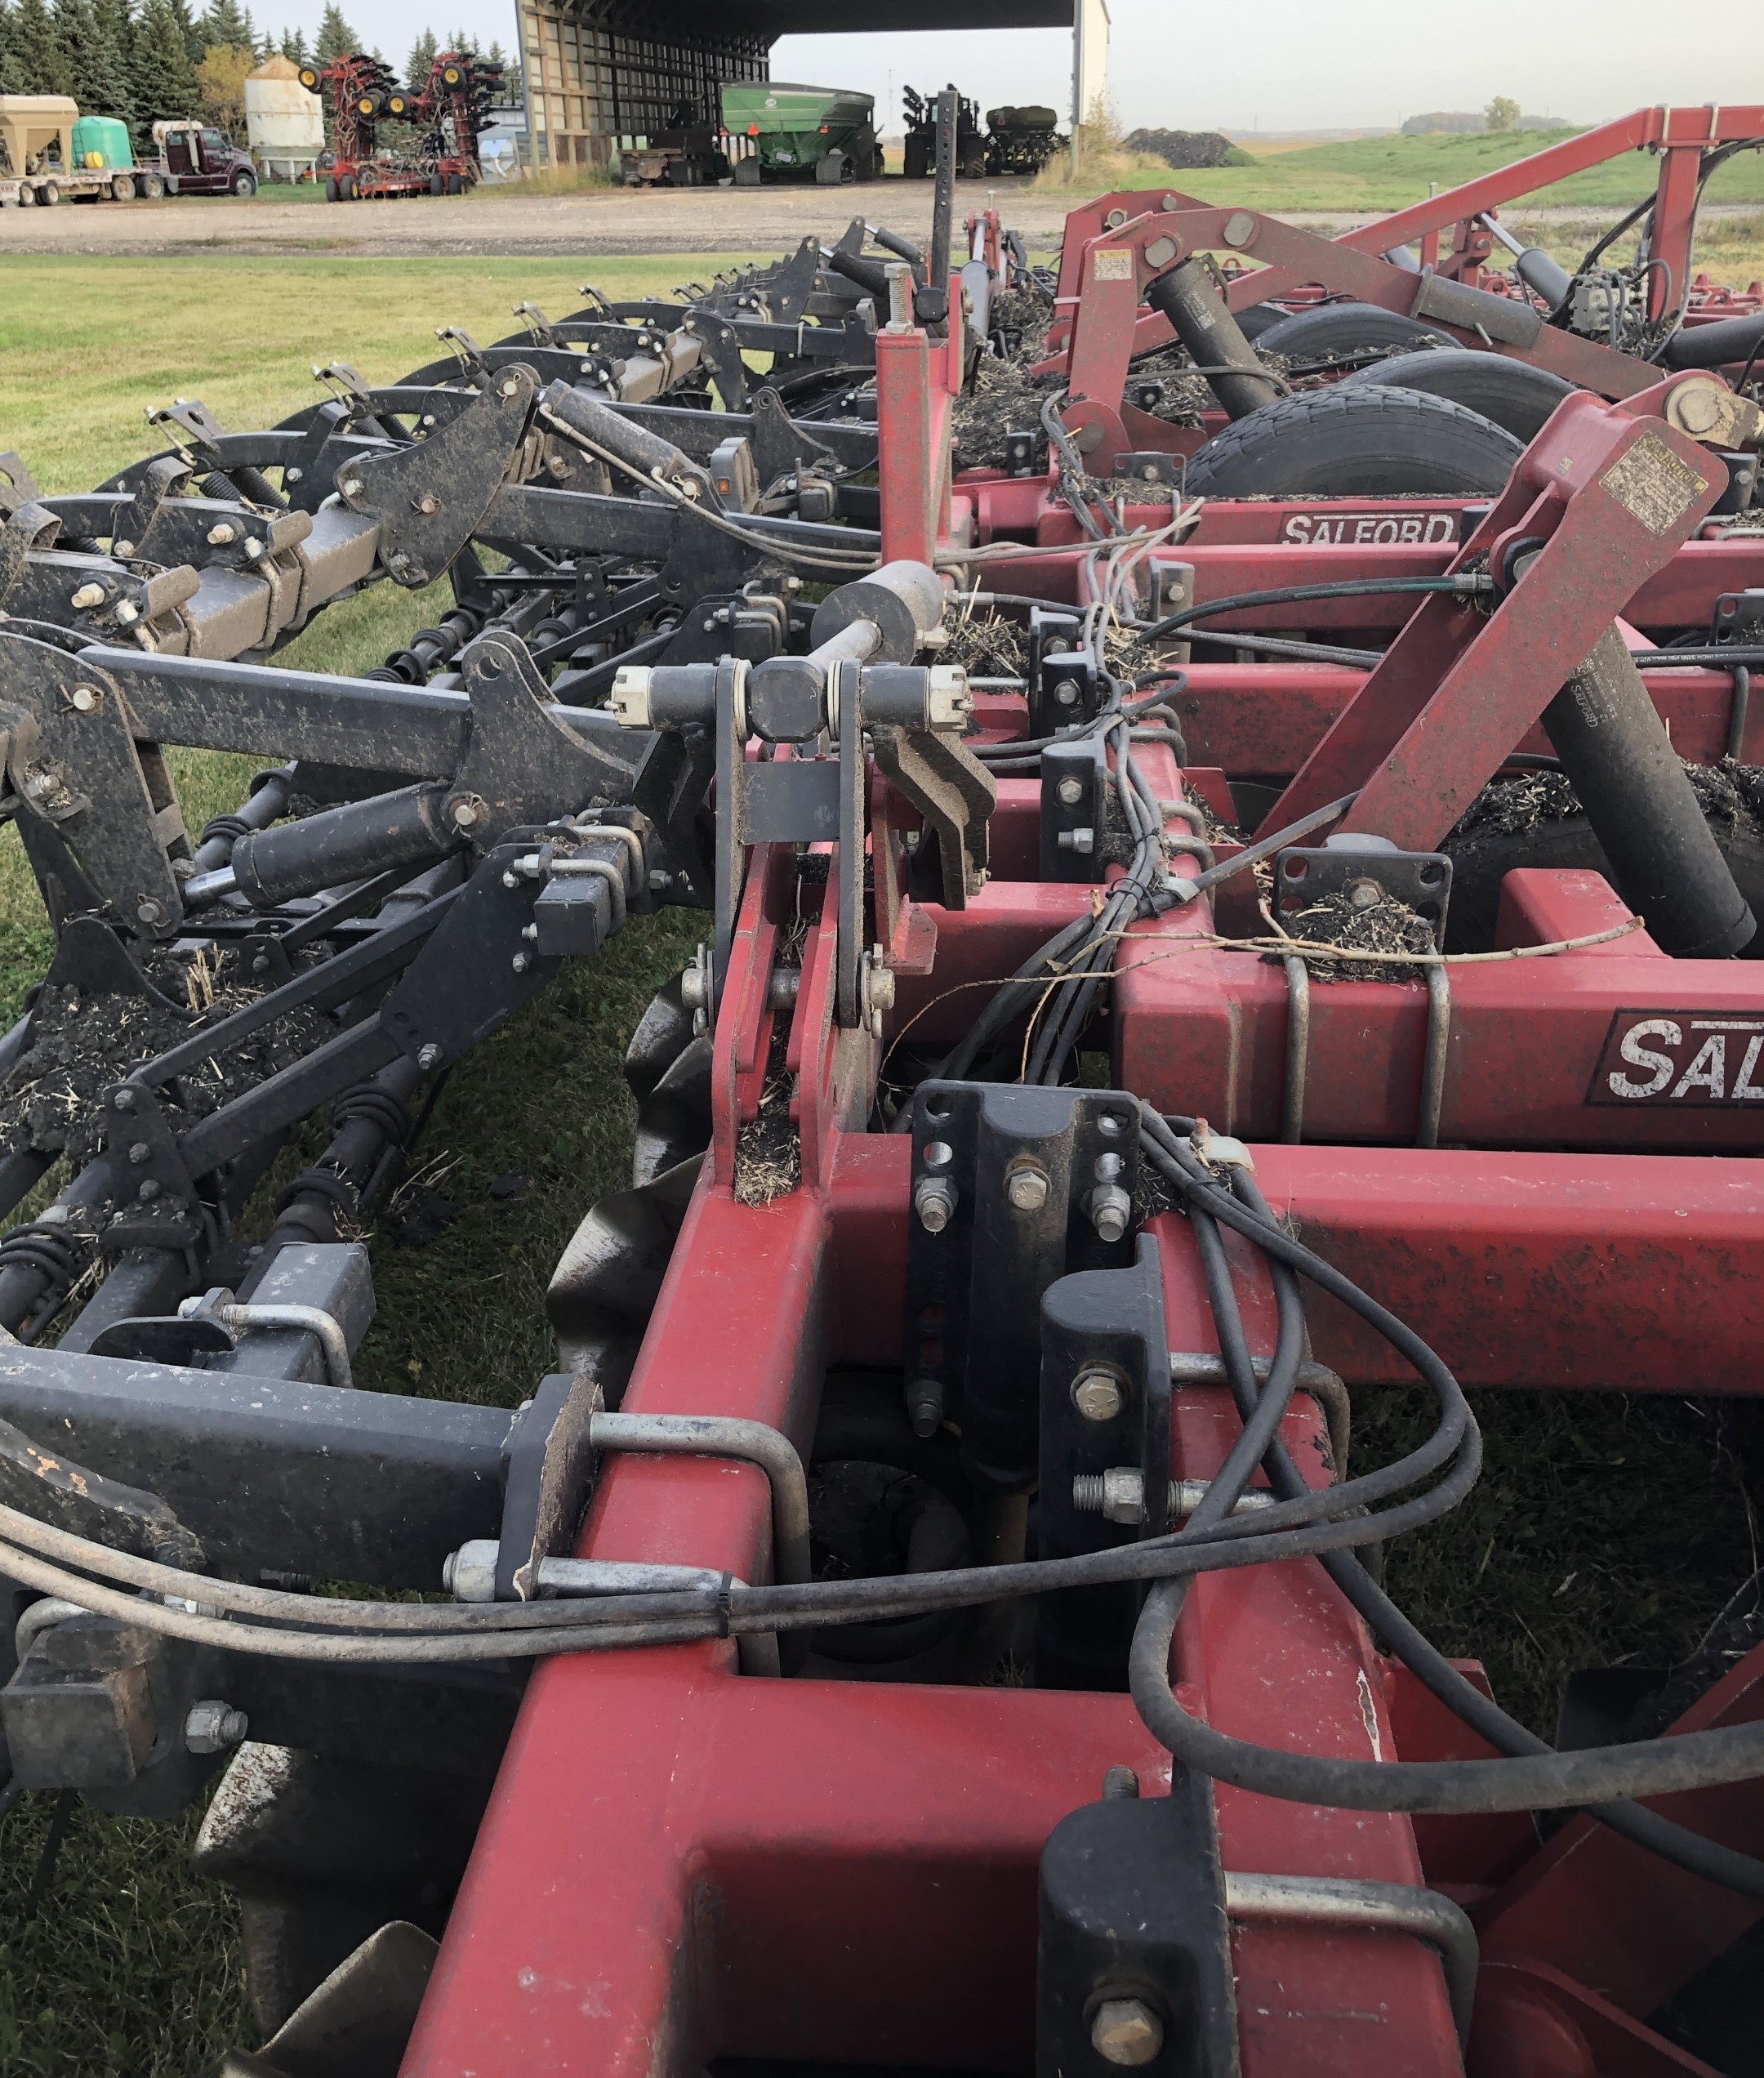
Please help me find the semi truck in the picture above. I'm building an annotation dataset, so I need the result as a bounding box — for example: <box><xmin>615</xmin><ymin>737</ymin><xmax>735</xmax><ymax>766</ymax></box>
<box><xmin>722</xmin><ymin>81</ymin><xmax>881</xmax><ymax>186</ymax></box>
<box><xmin>0</xmin><ymin>99</ymin><xmax>258</xmax><ymax>205</ymax></box>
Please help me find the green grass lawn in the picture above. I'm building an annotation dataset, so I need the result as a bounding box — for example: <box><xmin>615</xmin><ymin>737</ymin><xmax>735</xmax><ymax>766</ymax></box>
<box><xmin>0</xmin><ymin>249</ymin><xmax>1761</xmax><ymax>2072</ymax></box>
<box><xmin>1037</xmin><ymin>126</ymin><xmax>1764</xmax><ymax>213</ymax></box>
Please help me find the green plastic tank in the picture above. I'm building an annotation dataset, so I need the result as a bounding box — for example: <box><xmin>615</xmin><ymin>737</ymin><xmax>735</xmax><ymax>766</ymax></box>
<box><xmin>70</xmin><ymin>114</ymin><xmax>133</xmax><ymax>170</ymax></box>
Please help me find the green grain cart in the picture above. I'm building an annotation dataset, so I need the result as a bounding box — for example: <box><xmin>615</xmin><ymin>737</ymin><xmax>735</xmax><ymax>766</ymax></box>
<box><xmin>723</xmin><ymin>82</ymin><xmax>881</xmax><ymax>187</ymax></box>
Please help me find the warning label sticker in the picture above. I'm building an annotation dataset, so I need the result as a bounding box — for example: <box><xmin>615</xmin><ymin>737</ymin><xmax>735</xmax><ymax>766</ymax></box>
<box><xmin>1588</xmin><ymin>1010</ymin><xmax>1764</xmax><ymax>1106</ymax></box>
<box><xmin>1093</xmin><ymin>248</ymin><xmax>1135</xmax><ymax>281</ymax></box>
<box><xmin>1598</xmin><ymin>432</ymin><xmax>1708</xmax><ymax>537</ymax></box>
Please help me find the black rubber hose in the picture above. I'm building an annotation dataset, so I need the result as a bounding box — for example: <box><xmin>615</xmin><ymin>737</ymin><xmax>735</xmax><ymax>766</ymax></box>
<box><xmin>1142</xmin><ymin>576</ymin><xmax>1477</xmax><ymax>644</ymax></box>
<box><xmin>1541</xmin><ymin>624</ymin><xmax>1755</xmax><ymax>957</ymax></box>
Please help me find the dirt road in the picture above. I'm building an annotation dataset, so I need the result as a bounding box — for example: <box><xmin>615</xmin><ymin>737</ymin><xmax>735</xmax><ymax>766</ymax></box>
<box><xmin>2</xmin><ymin>179</ymin><xmax>1743</xmax><ymax>262</ymax></box>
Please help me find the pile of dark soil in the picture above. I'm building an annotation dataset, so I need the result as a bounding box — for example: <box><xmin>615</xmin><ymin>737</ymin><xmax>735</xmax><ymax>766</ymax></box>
<box><xmin>1276</xmin><ymin>885</ymin><xmax>1437</xmax><ymax>981</ymax></box>
<box><xmin>0</xmin><ymin>951</ymin><xmax>327</xmax><ymax>1169</ymax></box>
<box><xmin>1123</xmin><ymin>127</ymin><xmax>1250</xmax><ymax>170</ymax></box>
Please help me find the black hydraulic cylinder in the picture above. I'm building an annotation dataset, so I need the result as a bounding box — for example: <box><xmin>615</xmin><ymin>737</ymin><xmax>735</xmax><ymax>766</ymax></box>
<box><xmin>1543</xmin><ymin>625</ymin><xmax>1756</xmax><ymax>958</ymax></box>
<box><xmin>1661</xmin><ymin>311</ymin><xmax>1764</xmax><ymax>372</ymax></box>
<box><xmin>1144</xmin><ymin>259</ymin><xmax>1282</xmax><ymax>421</ymax></box>
<box><xmin>230</xmin><ymin>783</ymin><xmax>459</xmax><ymax>910</ymax></box>
<box><xmin>1515</xmin><ymin>246</ymin><xmax>1575</xmax><ymax>312</ymax></box>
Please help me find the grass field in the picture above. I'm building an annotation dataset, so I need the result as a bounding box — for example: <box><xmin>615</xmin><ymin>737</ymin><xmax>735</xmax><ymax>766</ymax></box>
<box><xmin>0</xmin><ymin>247</ymin><xmax>1761</xmax><ymax>2071</ymax></box>
<box><xmin>1038</xmin><ymin>125</ymin><xmax>1764</xmax><ymax>212</ymax></box>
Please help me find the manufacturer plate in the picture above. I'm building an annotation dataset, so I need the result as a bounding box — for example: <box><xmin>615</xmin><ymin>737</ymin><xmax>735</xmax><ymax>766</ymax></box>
<box><xmin>1278</xmin><ymin>511</ymin><xmax>1459</xmax><ymax>545</ymax></box>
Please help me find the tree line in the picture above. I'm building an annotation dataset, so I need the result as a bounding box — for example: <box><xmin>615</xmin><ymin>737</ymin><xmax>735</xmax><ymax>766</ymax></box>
<box><xmin>0</xmin><ymin>0</ymin><xmax>519</xmax><ymax>150</ymax></box>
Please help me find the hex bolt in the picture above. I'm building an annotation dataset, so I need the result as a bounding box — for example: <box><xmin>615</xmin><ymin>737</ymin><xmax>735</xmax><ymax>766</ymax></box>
<box><xmin>511</xmin><ymin>952</ymin><xmax>531</xmax><ymax>974</ymax></box>
<box><xmin>114</xmin><ymin>538</ymin><xmax>135</xmax><ymax>558</ymax></box>
<box><xmin>183</xmin><ymin>1700</ymin><xmax>248</xmax><ymax>1755</ymax></box>
<box><xmin>113</xmin><ymin>1088</ymin><xmax>136</xmax><ymax>1112</ymax></box>
<box><xmin>1006</xmin><ymin>1159</ymin><xmax>1051</xmax><ymax>1212</ymax></box>
<box><xmin>1091</xmin><ymin>1998</ymin><xmax>1163</xmax><ymax>2067</ymax></box>
<box><xmin>914</xmin><ymin>1173</ymin><xmax>958</xmax><ymax>1233</ymax></box>
<box><xmin>1057</xmin><ymin>777</ymin><xmax>1085</xmax><ymax>806</ymax></box>
<box><xmin>1071</xmin><ymin>1370</ymin><xmax>1125</xmax><ymax>1422</ymax></box>
<box><xmin>1102</xmin><ymin>1764</ymin><xmax>1141</xmax><ymax>1799</ymax></box>
<box><xmin>906</xmin><ymin>1375</ymin><xmax>946</xmax><ymax>1439</ymax></box>
<box><xmin>1347</xmin><ymin>878</ymin><xmax>1383</xmax><ymax>911</ymax></box>
<box><xmin>1054</xmin><ymin>679</ymin><xmax>1080</xmax><ymax>707</ymax></box>
<box><xmin>137</xmin><ymin>1179</ymin><xmax>160</xmax><ymax>1201</ymax></box>
<box><xmin>501</xmin><ymin>871</ymin><xmax>519</xmax><ymax>890</ymax></box>
<box><xmin>341</xmin><ymin>477</ymin><xmax>364</xmax><ymax>497</ymax></box>
<box><xmin>284</xmin><ymin>467</ymin><xmax>303</xmax><ymax>484</ymax></box>
<box><xmin>521</xmin><ymin>923</ymin><xmax>539</xmax><ymax>942</ymax></box>
<box><xmin>115</xmin><ymin>601</ymin><xmax>139</xmax><ymax>625</ymax></box>
<box><xmin>1089</xmin><ymin>1183</ymin><xmax>1133</xmax><ymax>1243</ymax></box>
<box><xmin>243</xmin><ymin>538</ymin><xmax>265</xmax><ymax>561</ymax></box>
<box><xmin>206</xmin><ymin>523</ymin><xmax>237</xmax><ymax>546</ymax></box>
<box><xmin>127</xmin><ymin>1143</ymin><xmax>149</xmax><ymax>1165</ymax></box>
<box><xmin>69</xmin><ymin>582</ymin><xmax>106</xmax><ymax>610</ymax></box>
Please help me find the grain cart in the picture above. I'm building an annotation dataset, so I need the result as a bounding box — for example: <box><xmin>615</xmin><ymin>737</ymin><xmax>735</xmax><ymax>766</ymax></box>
<box><xmin>0</xmin><ymin>97</ymin><xmax>162</xmax><ymax>205</ymax></box>
<box><xmin>725</xmin><ymin>80</ymin><xmax>882</xmax><ymax>186</ymax></box>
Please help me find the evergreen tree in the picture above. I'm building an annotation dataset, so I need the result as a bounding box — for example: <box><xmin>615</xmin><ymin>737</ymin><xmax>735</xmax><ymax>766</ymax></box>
<box><xmin>196</xmin><ymin>0</ymin><xmax>249</xmax><ymax>48</ymax></box>
<box><xmin>403</xmin><ymin>25</ymin><xmax>434</xmax><ymax>82</ymax></box>
<box><xmin>94</xmin><ymin>0</ymin><xmax>138</xmax><ymax>120</ymax></box>
<box><xmin>56</xmin><ymin>0</ymin><xmax>135</xmax><ymax>120</ymax></box>
<box><xmin>130</xmin><ymin>0</ymin><xmax>199</xmax><ymax>127</ymax></box>
<box><xmin>443</xmin><ymin>24</ymin><xmax>475</xmax><ymax>56</ymax></box>
<box><xmin>312</xmin><ymin>2</ymin><xmax>354</xmax><ymax>62</ymax></box>
<box><xmin>10</xmin><ymin>0</ymin><xmax>67</xmax><ymax>91</ymax></box>
<box><xmin>0</xmin><ymin>2</ymin><xmax>21</xmax><ymax>96</ymax></box>
<box><xmin>275</xmin><ymin>22</ymin><xmax>302</xmax><ymax>60</ymax></box>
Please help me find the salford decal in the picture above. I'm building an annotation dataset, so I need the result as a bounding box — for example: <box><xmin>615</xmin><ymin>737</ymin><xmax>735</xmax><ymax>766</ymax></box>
<box><xmin>1279</xmin><ymin>512</ymin><xmax>1459</xmax><ymax>546</ymax></box>
<box><xmin>1588</xmin><ymin>1010</ymin><xmax>1764</xmax><ymax>1106</ymax></box>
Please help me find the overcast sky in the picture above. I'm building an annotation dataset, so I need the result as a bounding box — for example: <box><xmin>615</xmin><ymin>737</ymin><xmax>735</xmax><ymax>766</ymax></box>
<box><xmin>265</xmin><ymin>0</ymin><xmax>1763</xmax><ymax>133</ymax></box>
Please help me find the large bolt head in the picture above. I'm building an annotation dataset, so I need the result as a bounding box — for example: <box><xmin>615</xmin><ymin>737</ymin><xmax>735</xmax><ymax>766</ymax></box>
<box><xmin>1006</xmin><ymin>1162</ymin><xmax>1050</xmax><ymax>1212</ymax></box>
<box><xmin>1071</xmin><ymin>1371</ymin><xmax>1125</xmax><ymax>1422</ymax></box>
<box><xmin>1091</xmin><ymin>1998</ymin><xmax>1163</xmax><ymax>2067</ymax></box>
<box><xmin>914</xmin><ymin>1174</ymin><xmax>957</xmax><ymax>1233</ymax></box>
<box><xmin>1057</xmin><ymin>777</ymin><xmax>1085</xmax><ymax>807</ymax></box>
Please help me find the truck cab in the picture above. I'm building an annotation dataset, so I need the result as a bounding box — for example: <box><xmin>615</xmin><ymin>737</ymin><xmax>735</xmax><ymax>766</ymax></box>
<box><xmin>152</xmin><ymin>121</ymin><xmax>258</xmax><ymax>197</ymax></box>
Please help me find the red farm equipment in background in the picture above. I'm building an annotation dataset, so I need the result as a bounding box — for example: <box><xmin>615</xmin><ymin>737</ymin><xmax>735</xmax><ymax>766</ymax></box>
<box><xmin>296</xmin><ymin>49</ymin><xmax>501</xmax><ymax>203</ymax></box>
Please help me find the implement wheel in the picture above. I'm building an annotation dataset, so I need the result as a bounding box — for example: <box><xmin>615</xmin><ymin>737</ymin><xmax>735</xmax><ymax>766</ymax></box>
<box><xmin>1254</xmin><ymin>301</ymin><xmax>1448</xmax><ymax>359</ymax></box>
<box><xmin>1183</xmin><ymin>385</ymin><xmax>1522</xmax><ymax>497</ymax></box>
<box><xmin>1339</xmin><ymin>347</ymin><xmax>1576</xmax><ymax>444</ymax></box>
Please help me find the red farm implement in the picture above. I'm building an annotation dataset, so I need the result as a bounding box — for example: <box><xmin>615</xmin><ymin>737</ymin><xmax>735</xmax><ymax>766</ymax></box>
<box><xmin>296</xmin><ymin>48</ymin><xmax>501</xmax><ymax>202</ymax></box>
<box><xmin>0</xmin><ymin>103</ymin><xmax>1759</xmax><ymax>2078</ymax></box>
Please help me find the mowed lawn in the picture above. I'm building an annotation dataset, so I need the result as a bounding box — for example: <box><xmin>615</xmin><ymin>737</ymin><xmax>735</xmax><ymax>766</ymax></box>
<box><xmin>0</xmin><ymin>236</ymin><xmax>1760</xmax><ymax>2071</ymax></box>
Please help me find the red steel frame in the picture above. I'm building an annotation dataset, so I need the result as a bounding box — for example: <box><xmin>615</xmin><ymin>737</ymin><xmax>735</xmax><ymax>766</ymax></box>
<box><xmin>402</xmin><ymin>284</ymin><xmax>1764</xmax><ymax>2078</ymax></box>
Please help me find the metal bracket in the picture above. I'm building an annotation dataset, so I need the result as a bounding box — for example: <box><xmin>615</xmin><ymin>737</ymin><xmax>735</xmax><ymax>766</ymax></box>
<box><xmin>1273</xmin><ymin>841</ymin><xmax>1452</xmax><ymax>945</ymax></box>
<box><xmin>903</xmin><ymin>1081</ymin><xmax>1142</xmax><ymax>1490</ymax></box>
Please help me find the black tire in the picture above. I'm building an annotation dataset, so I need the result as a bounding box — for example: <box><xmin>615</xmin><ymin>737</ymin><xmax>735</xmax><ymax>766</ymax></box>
<box><xmin>339</xmin><ymin>176</ymin><xmax>356</xmax><ymax>201</ymax></box>
<box><xmin>231</xmin><ymin>170</ymin><xmax>256</xmax><ymax>198</ymax></box>
<box><xmin>815</xmin><ymin>150</ymin><xmax>849</xmax><ymax>186</ymax></box>
<box><xmin>1445</xmin><ymin>810</ymin><xmax>1764</xmax><ymax>957</ymax></box>
<box><xmin>444</xmin><ymin>172</ymin><xmax>463</xmax><ymax>195</ymax></box>
<box><xmin>1183</xmin><ymin>385</ymin><xmax>1523</xmax><ymax>497</ymax></box>
<box><xmin>324</xmin><ymin>174</ymin><xmax>340</xmax><ymax>202</ymax></box>
<box><xmin>733</xmin><ymin>156</ymin><xmax>761</xmax><ymax>186</ymax></box>
<box><xmin>1339</xmin><ymin>346</ymin><xmax>1575</xmax><ymax>443</ymax></box>
<box><xmin>1234</xmin><ymin>302</ymin><xmax>1291</xmax><ymax>343</ymax></box>
<box><xmin>1254</xmin><ymin>301</ymin><xmax>1447</xmax><ymax>360</ymax></box>
<box><xmin>110</xmin><ymin>174</ymin><xmax>135</xmax><ymax>202</ymax></box>
<box><xmin>140</xmin><ymin>172</ymin><xmax>164</xmax><ymax>200</ymax></box>
<box><xmin>430</xmin><ymin>172</ymin><xmax>443</xmax><ymax>195</ymax></box>
<box><xmin>16</xmin><ymin>183</ymin><xmax>36</xmax><ymax>207</ymax></box>
<box><xmin>39</xmin><ymin>181</ymin><xmax>61</xmax><ymax>206</ymax></box>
